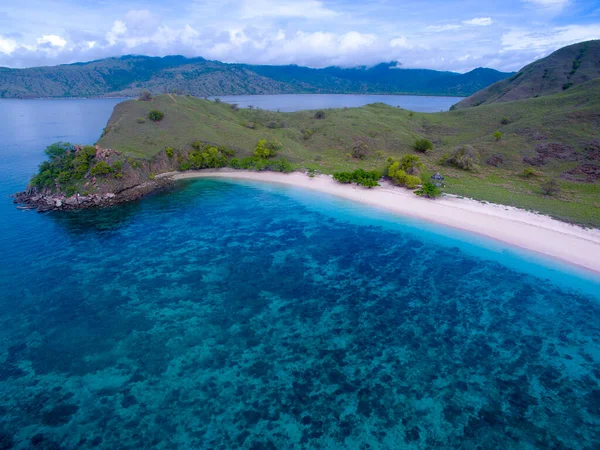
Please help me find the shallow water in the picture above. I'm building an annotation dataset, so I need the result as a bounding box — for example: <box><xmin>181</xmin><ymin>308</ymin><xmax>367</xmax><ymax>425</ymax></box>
<box><xmin>207</xmin><ymin>94</ymin><xmax>462</xmax><ymax>112</ymax></box>
<box><xmin>0</xmin><ymin>100</ymin><xmax>599</xmax><ymax>449</ymax></box>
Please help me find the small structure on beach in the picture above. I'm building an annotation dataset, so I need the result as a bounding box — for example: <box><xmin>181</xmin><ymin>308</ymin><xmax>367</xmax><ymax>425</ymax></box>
<box><xmin>431</xmin><ymin>172</ymin><xmax>445</xmax><ymax>187</ymax></box>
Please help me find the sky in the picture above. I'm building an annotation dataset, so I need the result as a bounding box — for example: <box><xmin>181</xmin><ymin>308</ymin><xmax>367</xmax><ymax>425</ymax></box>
<box><xmin>0</xmin><ymin>0</ymin><xmax>599</xmax><ymax>72</ymax></box>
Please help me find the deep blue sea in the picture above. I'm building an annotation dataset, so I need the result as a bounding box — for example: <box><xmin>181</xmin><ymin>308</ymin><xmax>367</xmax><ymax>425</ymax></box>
<box><xmin>0</xmin><ymin>99</ymin><xmax>599</xmax><ymax>450</ymax></box>
<box><xmin>208</xmin><ymin>94</ymin><xmax>462</xmax><ymax>112</ymax></box>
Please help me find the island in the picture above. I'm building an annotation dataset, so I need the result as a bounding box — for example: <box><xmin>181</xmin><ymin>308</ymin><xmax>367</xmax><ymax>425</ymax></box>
<box><xmin>14</xmin><ymin>40</ymin><xmax>600</xmax><ymax>273</ymax></box>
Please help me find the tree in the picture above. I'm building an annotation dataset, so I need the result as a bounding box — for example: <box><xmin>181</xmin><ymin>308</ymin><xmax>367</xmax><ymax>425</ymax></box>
<box><xmin>387</xmin><ymin>161</ymin><xmax>407</xmax><ymax>185</ymax></box>
<box><xmin>404</xmin><ymin>175</ymin><xmax>422</xmax><ymax>189</ymax></box>
<box><xmin>418</xmin><ymin>181</ymin><xmax>442</xmax><ymax>198</ymax></box>
<box><xmin>90</xmin><ymin>161</ymin><xmax>112</xmax><ymax>176</ymax></box>
<box><xmin>44</xmin><ymin>142</ymin><xmax>73</xmax><ymax>160</ymax></box>
<box><xmin>414</xmin><ymin>138</ymin><xmax>433</xmax><ymax>153</ymax></box>
<box><xmin>493</xmin><ymin>131</ymin><xmax>502</xmax><ymax>141</ymax></box>
<box><xmin>166</xmin><ymin>147</ymin><xmax>174</xmax><ymax>159</ymax></box>
<box><xmin>398</xmin><ymin>154</ymin><xmax>424</xmax><ymax>175</ymax></box>
<box><xmin>148</xmin><ymin>110</ymin><xmax>164</xmax><ymax>121</ymax></box>
<box><xmin>139</xmin><ymin>90</ymin><xmax>152</xmax><ymax>101</ymax></box>
<box><xmin>314</xmin><ymin>110</ymin><xmax>326</xmax><ymax>119</ymax></box>
<box><xmin>254</xmin><ymin>138</ymin><xmax>281</xmax><ymax>158</ymax></box>
<box><xmin>352</xmin><ymin>140</ymin><xmax>369</xmax><ymax>159</ymax></box>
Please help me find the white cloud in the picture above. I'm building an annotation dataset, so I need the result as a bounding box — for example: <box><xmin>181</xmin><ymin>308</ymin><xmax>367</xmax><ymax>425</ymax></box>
<box><xmin>239</xmin><ymin>0</ymin><xmax>337</xmax><ymax>19</ymax></box>
<box><xmin>390</xmin><ymin>36</ymin><xmax>411</xmax><ymax>48</ymax></box>
<box><xmin>501</xmin><ymin>24</ymin><xmax>600</xmax><ymax>51</ymax></box>
<box><xmin>425</xmin><ymin>24</ymin><xmax>462</xmax><ymax>32</ymax></box>
<box><xmin>463</xmin><ymin>17</ymin><xmax>493</xmax><ymax>26</ymax></box>
<box><xmin>0</xmin><ymin>35</ymin><xmax>18</xmax><ymax>54</ymax></box>
<box><xmin>37</xmin><ymin>35</ymin><xmax>67</xmax><ymax>48</ymax></box>
<box><xmin>523</xmin><ymin>0</ymin><xmax>570</xmax><ymax>11</ymax></box>
<box><xmin>106</xmin><ymin>20</ymin><xmax>127</xmax><ymax>46</ymax></box>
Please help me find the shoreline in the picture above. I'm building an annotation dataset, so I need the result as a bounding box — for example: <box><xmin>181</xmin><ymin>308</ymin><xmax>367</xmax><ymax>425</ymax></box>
<box><xmin>165</xmin><ymin>169</ymin><xmax>600</xmax><ymax>277</ymax></box>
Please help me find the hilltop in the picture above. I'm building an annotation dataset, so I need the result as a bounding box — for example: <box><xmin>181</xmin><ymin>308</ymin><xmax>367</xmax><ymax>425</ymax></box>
<box><xmin>0</xmin><ymin>55</ymin><xmax>511</xmax><ymax>99</ymax></box>
<box><xmin>455</xmin><ymin>40</ymin><xmax>600</xmax><ymax>109</ymax></box>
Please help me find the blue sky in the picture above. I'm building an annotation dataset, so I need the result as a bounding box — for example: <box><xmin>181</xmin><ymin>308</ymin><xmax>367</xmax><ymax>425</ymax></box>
<box><xmin>1</xmin><ymin>0</ymin><xmax>599</xmax><ymax>71</ymax></box>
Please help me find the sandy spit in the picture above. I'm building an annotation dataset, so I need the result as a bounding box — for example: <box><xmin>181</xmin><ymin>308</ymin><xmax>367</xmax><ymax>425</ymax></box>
<box><xmin>159</xmin><ymin>170</ymin><xmax>600</xmax><ymax>276</ymax></box>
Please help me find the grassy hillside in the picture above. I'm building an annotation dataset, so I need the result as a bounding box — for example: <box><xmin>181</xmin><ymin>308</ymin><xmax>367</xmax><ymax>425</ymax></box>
<box><xmin>455</xmin><ymin>40</ymin><xmax>600</xmax><ymax>109</ymax></box>
<box><xmin>97</xmin><ymin>80</ymin><xmax>600</xmax><ymax>226</ymax></box>
<box><xmin>0</xmin><ymin>55</ymin><xmax>510</xmax><ymax>99</ymax></box>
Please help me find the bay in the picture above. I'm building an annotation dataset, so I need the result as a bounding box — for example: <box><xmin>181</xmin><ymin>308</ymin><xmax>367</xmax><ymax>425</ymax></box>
<box><xmin>208</xmin><ymin>93</ymin><xmax>463</xmax><ymax>112</ymax></box>
<box><xmin>0</xmin><ymin>99</ymin><xmax>598</xmax><ymax>449</ymax></box>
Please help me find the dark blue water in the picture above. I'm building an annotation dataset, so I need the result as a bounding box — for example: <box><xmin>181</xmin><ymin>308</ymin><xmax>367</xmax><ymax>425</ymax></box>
<box><xmin>208</xmin><ymin>94</ymin><xmax>462</xmax><ymax>112</ymax></box>
<box><xmin>0</xmin><ymin>99</ymin><xmax>599</xmax><ymax>450</ymax></box>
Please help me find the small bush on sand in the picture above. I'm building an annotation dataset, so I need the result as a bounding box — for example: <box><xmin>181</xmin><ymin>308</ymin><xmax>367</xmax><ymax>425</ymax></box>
<box><xmin>416</xmin><ymin>181</ymin><xmax>442</xmax><ymax>198</ymax></box>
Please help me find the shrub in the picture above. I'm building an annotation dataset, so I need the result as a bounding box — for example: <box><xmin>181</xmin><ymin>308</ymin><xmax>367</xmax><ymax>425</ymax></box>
<box><xmin>442</xmin><ymin>145</ymin><xmax>479</xmax><ymax>171</ymax></box>
<box><xmin>541</xmin><ymin>179</ymin><xmax>560</xmax><ymax>196</ymax></box>
<box><xmin>416</xmin><ymin>181</ymin><xmax>442</xmax><ymax>198</ymax></box>
<box><xmin>137</xmin><ymin>117</ymin><xmax>146</xmax><ymax>124</ymax></box>
<box><xmin>493</xmin><ymin>131</ymin><xmax>502</xmax><ymax>141</ymax></box>
<box><xmin>148</xmin><ymin>110</ymin><xmax>164</xmax><ymax>121</ymax></box>
<box><xmin>352</xmin><ymin>140</ymin><xmax>369</xmax><ymax>159</ymax></box>
<box><xmin>501</xmin><ymin>116</ymin><xmax>510</xmax><ymax>125</ymax></box>
<box><xmin>139</xmin><ymin>90</ymin><xmax>152</xmax><ymax>101</ymax></box>
<box><xmin>44</xmin><ymin>142</ymin><xmax>73</xmax><ymax>160</ymax></box>
<box><xmin>314</xmin><ymin>110</ymin><xmax>326</xmax><ymax>119</ymax></box>
<box><xmin>332</xmin><ymin>169</ymin><xmax>380</xmax><ymax>187</ymax></box>
<box><xmin>214</xmin><ymin>98</ymin><xmax>221</xmax><ymax>103</ymax></box>
<box><xmin>398</xmin><ymin>154</ymin><xmax>424</xmax><ymax>175</ymax></box>
<box><xmin>90</xmin><ymin>161</ymin><xmax>113</xmax><ymax>176</ymax></box>
<box><xmin>230</xmin><ymin>103</ymin><xmax>239</xmax><ymax>111</ymax></box>
<box><xmin>404</xmin><ymin>175</ymin><xmax>422</xmax><ymax>189</ymax></box>
<box><xmin>387</xmin><ymin>162</ymin><xmax>407</xmax><ymax>185</ymax></box>
<box><xmin>166</xmin><ymin>147</ymin><xmax>174</xmax><ymax>159</ymax></box>
<box><xmin>149</xmin><ymin>172</ymin><xmax>156</xmax><ymax>180</ymax></box>
<box><xmin>562</xmin><ymin>82</ymin><xmax>573</xmax><ymax>90</ymax></box>
<box><xmin>522</xmin><ymin>167</ymin><xmax>539</xmax><ymax>178</ymax></box>
<box><xmin>254</xmin><ymin>138</ymin><xmax>281</xmax><ymax>158</ymax></box>
<box><xmin>414</xmin><ymin>138</ymin><xmax>433</xmax><ymax>153</ymax></box>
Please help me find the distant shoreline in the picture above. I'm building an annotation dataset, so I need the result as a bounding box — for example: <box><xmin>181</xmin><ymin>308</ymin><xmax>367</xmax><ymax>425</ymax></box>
<box><xmin>165</xmin><ymin>169</ymin><xmax>600</xmax><ymax>276</ymax></box>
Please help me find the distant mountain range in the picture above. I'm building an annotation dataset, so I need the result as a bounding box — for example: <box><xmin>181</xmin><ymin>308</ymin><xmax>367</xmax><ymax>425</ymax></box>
<box><xmin>0</xmin><ymin>55</ymin><xmax>512</xmax><ymax>99</ymax></box>
<box><xmin>455</xmin><ymin>40</ymin><xmax>600</xmax><ymax>109</ymax></box>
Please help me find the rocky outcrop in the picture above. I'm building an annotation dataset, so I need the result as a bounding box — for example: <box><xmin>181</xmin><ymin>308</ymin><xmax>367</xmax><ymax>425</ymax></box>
<box><xmin>13</xmin><ymin>177</ymin><xmax>173</xmax><ymax>212</ymax></box>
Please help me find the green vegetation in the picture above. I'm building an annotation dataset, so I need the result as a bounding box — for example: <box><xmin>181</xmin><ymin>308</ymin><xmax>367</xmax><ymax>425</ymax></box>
<box><xmin>441</xmin><ymin>145</ymin><xmax>479</xmax><ymax>171</ymax></box>
<box><xmin>254</xmin><ymin>138</ymin><xmax>281</xmax><ymax>158</ymax></box>
<box><xmin>493</xmin><ymin>131</ymin><xmax>502</xmax><ymax>141</ymax></box>
<box><xmin>0</xmin><ymin>55</ymin><xmax>512</xmax><ymax>99</ymax></box>
<box><xmin>29</xmin><ymin>143</ymin><xmax>126</xmax><ymax>195</ymax></box>
<box><xmin>333</xmin><ymin>169</ymin><xmax>381</xmax><ymax>188</ymax></box>
<box><xmin>416</xmin><ymin>181</ymin><xmax>443</xmax><ymax>198</ymax></box>
<box><xmin>90</xmin><ymin>161</ymin><xmax>112</xmax><ymax>176</ymax></box>
<box><xmin>148</xmin><ymin>110</ymin><xmax>164</xmax><ymax>121</ymax></box>
<box><xmin>166</xmin><ymin>147</ymin><xmax>174</xmax><ymax>158</ymax></box>
<box><xmin>92</xmin><ymin>75</ymin><xmax>600</xmax><ymax>226</ymax></box>
<box><xmin>541</xmin><ymin>179</ymin><xmax>561</xmax><ymax>196</ymax></box>
<box><xmin>387</xmin><ymin>158</ymin><xmax>422</xmax><ymax>188</ymax></box>
<box><xmin>414</xmin><ymin>138</ymin><xmax>433</xmax><ymax>153</ymax></box>
<box><xmin>456</xmin><ymin>40</ymin><xmax>599</xmax><ymax>109</ymax></box>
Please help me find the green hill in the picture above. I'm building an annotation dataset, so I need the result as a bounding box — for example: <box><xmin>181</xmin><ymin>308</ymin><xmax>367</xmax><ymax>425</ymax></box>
<box><xmin>454</xmin><ymin>40</ymin><xmax>600</xmax><ymax>109</ymax></box>
<box><xmin>93</xmin><ymin>78</ymin><xmax>600</xmax><ymax>226</ymax></box>
<box><xmin>0</xmin><ymin>55</ymin><xmax>511</xmax><ymax>99</ymax></box>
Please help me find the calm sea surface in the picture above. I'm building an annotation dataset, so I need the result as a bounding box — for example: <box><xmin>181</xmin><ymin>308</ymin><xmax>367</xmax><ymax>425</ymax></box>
<box><xmin>208</xmin><ymin>94</ymin><xmax>462</xmax><ymax>112</ymax></box>
<box><xmin>0</xmin><ymin>99</ymin><xmax>599</xmax><ymax>449</ymax></box>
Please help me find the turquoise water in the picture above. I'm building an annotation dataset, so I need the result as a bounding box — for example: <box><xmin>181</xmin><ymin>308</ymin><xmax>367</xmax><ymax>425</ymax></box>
<box><xmin>0</xmin><ymin>100</ymin><xmax>599</xmax><ymax>449</ymax></box>
<box><xmin>207</xmin><ymin>94</ymin><xmax>462</xmax><ymax>112</ymax></box>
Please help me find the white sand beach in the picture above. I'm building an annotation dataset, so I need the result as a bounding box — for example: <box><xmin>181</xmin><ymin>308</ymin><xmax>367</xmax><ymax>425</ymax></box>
<box><xmin>163</xmin><ymin>170</ymin><xmax>600</xmax><ymax>276</ymax></box>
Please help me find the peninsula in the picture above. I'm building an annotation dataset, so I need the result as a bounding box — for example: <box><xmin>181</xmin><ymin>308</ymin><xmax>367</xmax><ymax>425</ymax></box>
<box><xmin>14</xmin><ymin>40</ymin><xmax>600</xmax><ymax>271</ymax></box>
